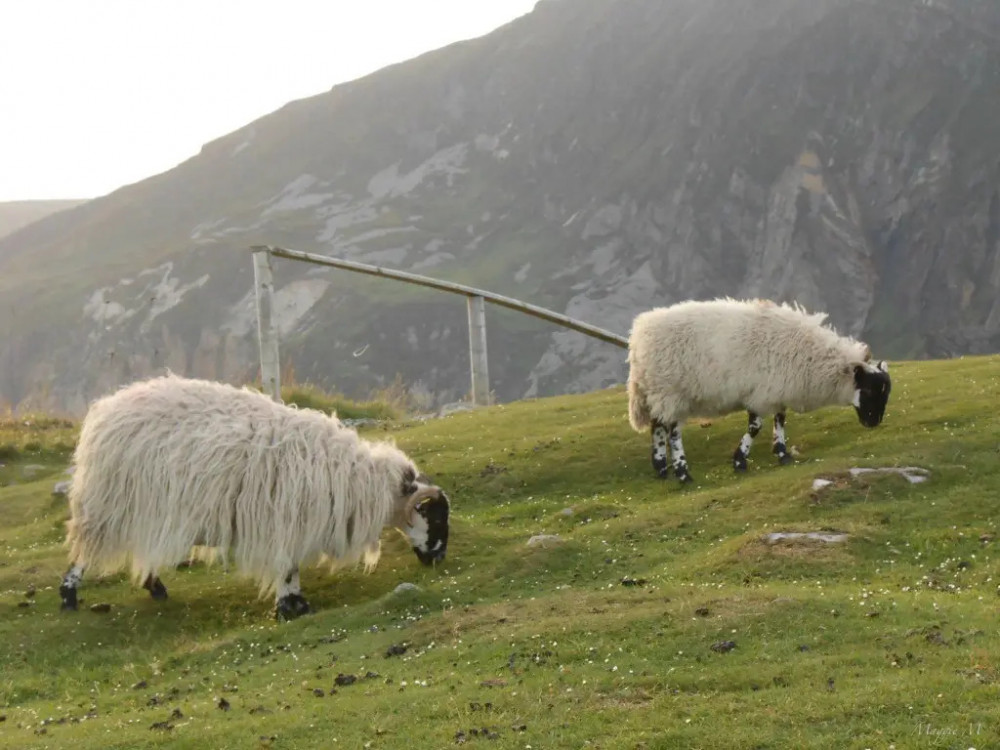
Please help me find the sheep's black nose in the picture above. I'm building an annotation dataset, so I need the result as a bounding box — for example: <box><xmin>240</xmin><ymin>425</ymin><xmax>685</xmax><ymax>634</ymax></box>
<box><xmin>414</xmin><ymin>547</ymin><xmax>446</xmax><ymax>566</ymax></box>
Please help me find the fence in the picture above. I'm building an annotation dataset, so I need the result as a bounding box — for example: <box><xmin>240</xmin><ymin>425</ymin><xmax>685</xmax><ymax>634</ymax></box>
<box><xmin>250</xmin><ymin>245</ymin><xmax>628</xmax><ymax>406</ymax></box>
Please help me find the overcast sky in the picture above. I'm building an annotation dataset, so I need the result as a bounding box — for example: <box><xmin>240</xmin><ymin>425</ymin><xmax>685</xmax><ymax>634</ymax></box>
<box><xmin>0</xmin><ymin>0</ymin><xmax>537</xmax><ymax>202</ymax></box>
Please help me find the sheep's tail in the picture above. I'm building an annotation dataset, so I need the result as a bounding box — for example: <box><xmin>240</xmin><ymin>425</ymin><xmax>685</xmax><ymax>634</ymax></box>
<box><xmin>627</xmin><ymin>376</ymin><xmax>651</xmax><ymax>432</ymax></box>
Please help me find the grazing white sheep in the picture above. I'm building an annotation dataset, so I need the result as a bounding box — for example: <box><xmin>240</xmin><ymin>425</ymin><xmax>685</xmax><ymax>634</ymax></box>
<box><xmin>627</xmin><ymin>298</ymin><xmax>891</xmax><ymax>482</ymax></box>
<box><xmin>59</xmin><ymin>374</ymin><xmax>449</xmax><ymax>620</ymax></box>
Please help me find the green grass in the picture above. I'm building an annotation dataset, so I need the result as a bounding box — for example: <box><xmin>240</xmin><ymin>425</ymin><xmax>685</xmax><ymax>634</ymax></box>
<box><xmin>1</xmin><ymin>355</ymin><xmax>999</xmax><ymax>748</ymax></box>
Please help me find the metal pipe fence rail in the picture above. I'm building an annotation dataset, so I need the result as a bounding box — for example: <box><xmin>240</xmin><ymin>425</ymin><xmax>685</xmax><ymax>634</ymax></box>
<box><xmin>251</xmin><ymin>244</ymin><xmax>628</xmax><ymax>406</ymax></box>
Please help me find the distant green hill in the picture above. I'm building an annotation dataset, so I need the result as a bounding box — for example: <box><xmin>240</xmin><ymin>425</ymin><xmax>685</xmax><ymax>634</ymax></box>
<box><xmin>2</xmin><ymin>355</ymin><xmax>999</xmax><ymax>747</ymax></box>
<box><xmin>0</xmin><ymin>199</ymin><xmax>86</xmax><ymax>240</ymax></box>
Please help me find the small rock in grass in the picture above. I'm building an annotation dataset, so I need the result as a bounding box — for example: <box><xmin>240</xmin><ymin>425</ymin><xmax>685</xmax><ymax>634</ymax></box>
<box><xmin>393</xmin><ymin>582</ymin><xmax>419</xmax><ymax>595</ymax></box>
<box><xmin>385</xmin><ymin>644</ymin><xmax>409</xmax><ymax>657</ymax></box>
<box><xmin>312</xmin><ymin>688</ymin><xmax>325</xmax><ymax>697</ymax></box>
<box><xmin>710</xmin><ymin>640</ymin><xmax>737</xmax><ymax>653</ymax></box>
<box><xmin>694</xmin><ymin>607</ymin><xmax>710</xmax><ymax>617</ymax></box>
<box><xmin>150</xmin><ymin>721</ymin><xmax>173</xmax><ymax>731</ymax></box>
<box><xmin>217</xmin><ymin>697</ymin><xmax>231</xmax><ymax>711</ymax></box>
<box><xmin>16</xmin><ymin>601</ymin><xmax>31</xmax><ymax>608</ymax></box>
<box><xmin>526</xmin><ymin>534</ymin><xmax>561</xmax><ymax>548</ymax></box>
<box><xmin>25</xmin><ymin>584</ymin><xmax>35</xmax><ymax>598</ymax></box>
<box><xmin>765</xmin><ymin>531</ymin><xmax>848</xmax><ymax>544</ymax></box>
<box><xmin>334</xmin><ymin>673</ymin><xmax>357</xmax><ymax>686</ymax></box>
<box><xmin>170</xmin><ymin>709</ymin><xmax>183</xmax><ymax>720</ymax></box>
<box><xmin>560</xmin><ymin>508</ymin><xmax>574</xmax><ymax>517</ymax></box>
<box><xmin>90</xmin><ymin>603</ymin><xmax>111</xmax><ymax>614</ymax></box>
<box><xmin>132</xmin><ymin>680</ymin><xmax>148</xmax><ymax>690</ymax></box>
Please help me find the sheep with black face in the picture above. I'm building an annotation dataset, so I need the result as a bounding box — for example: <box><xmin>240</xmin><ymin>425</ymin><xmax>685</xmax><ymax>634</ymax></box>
<box><xmin>627</xmin><ymin>298</ymin><xmax>891</xmax><ymax>482</ymax></box>
<box><xmin>59</xmin><ymin>374</ymin><xmax>450</xmax><ymax>620</ymax></box>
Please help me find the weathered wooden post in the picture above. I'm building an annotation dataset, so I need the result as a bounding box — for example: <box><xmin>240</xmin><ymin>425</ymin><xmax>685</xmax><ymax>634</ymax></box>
<box><xmin>251</xmin><ymin>246</ymin><xmax>282</xmax><ymax>402</ymax></box>
<box><xmin>466</xmin><ymin>295</ymin><xmax>490</xmax><ymax>406</ymax></box>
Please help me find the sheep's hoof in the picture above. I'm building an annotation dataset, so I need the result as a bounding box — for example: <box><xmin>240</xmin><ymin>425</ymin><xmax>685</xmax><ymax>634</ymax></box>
<box><xmin>276</xmin><ymin>594</ymin><xmax>312</xmax><ymax>621</ymax></box>
<box><xmin>732</xmin><ymin>451</ymin><xmax>748</xmax><ymax>472</ymax></box>
<box><xmin>675</xmin><ymin>468</ymin><xmax>694</xmax><ymax>484</ymax></box>
<box><xmin>655</xmin><ymin>467</ymin><xmax>671</xmax><ymax>480</ymax></box>
<box><xmin>777</xmin><ymin>453</ymin><xmax>794</xmax><ymax>466</ymax></box>
<box><xmin>59</xmin><ymin>585</ymin><xmax>78</xmax><ymax>611</ymax></box>
<box><xmin>144</xmin><ymin>577</ymin><xmax>169</xmax><ymax>601</ymax></box>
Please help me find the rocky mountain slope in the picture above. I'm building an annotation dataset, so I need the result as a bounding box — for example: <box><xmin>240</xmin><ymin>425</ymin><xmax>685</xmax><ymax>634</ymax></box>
<box><xmin>1</xmin><ymin>0</ymin><xmax>998</xmax><ymax>413</ymax></box>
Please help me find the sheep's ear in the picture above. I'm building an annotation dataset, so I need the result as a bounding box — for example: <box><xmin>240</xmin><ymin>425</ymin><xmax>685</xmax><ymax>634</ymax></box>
<box><xmin>400</xmin><ymin>467</ymin><xmax>417</xmax><ymax>497</ymax></box>
<box><xmin>877</xmin><ymin>360</ymin><xmax>889</xmax><ymax>373</ymax></box>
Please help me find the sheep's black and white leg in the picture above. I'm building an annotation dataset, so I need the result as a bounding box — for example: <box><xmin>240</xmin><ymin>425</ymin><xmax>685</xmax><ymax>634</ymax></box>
<box><xmin>733</xmin><ymin>411</ymin><xmax>763</xmax><ymax>472</ymax></box>
<box><xmin>59</xmin><ymin>563</ymin><xmax>85</xmax><ymax>611</ymax></box>
<box><xmin>651</xmin><ymin>421</ymin><xmax>671</xmax><ymax>479</ymax></box>
<box><xmin>668</xmin><ymin>422</ymin><xmax>693</xmax><ymax>483</ymax></box>
<box><xmin>772</xmin><ymin>412</ymin><xmax>793</xmax><ymax>465</ymax></box>
<box><xmin>275</xmin><ymin>568</ymin><xmax>311</xmax><ymax>621</ymax></box>
<box><xmin>143</xmin><ymin>573</ymin><xmax>168</xmax><ymax>601</ymax></box>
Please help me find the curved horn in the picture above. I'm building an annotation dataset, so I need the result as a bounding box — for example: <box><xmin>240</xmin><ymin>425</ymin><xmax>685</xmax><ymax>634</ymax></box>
<box><xmin>404</xmin><ymin>484</ymin><xmax>440</xmax><ymax>517</ymax></box>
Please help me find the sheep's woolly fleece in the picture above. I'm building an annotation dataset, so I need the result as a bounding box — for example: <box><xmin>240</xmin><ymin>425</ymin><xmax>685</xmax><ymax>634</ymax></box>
<box><xmin>627</xmin><ymin>298</ymin><xmax>871</xmax><ymax>431</ymax></box>
<box><xmin>66</xmin><ymin>374</ymin><xmax>417</xmax><ymax>594</ymax></box>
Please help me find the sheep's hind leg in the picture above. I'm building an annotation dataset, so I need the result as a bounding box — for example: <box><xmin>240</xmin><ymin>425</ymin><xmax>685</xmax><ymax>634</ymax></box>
<box><xmin>733</xmin><ymin>411</ymin><xmax>763</xmax><ymax>471</ymax></box>
<box><xmin>143</xmin><ymin>574</ymin><xmax>168</xmax><ymax>600</ymax></box>
<box><xmin>275</xmin><ymin>568</ymin><xmax>311</xmax><ymax>621</ymax></box>
<box><xmin>651</xmin><ymin>421</ymin><xmax>671</xmax><ymax>479</ymax></box>
<box><xmin>772</xmin><ymin>412</ymin><xmax>793</xmax><ymax>465</ymax></box>
<box><xmin>59</xmin><ymin>563</ymin><xmax>85</xmax><ymax>611</ymax></box>
<box><xmin>668</xmin><ymin>422</ymin><xmax>693</xmax><ymax>483</ymax></box>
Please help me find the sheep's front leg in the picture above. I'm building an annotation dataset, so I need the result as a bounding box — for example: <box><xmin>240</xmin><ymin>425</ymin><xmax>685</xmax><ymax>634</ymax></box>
<box><xmin>668</xmin><ymin>422</ymin><xmax>693</xmax><ymax>483</ymax></box>
<box><xmin>651</xmin><ymin>421</ymin><xmax>671</xmax><ymax>479</ymax></box>
<box><xmin>772</xmin><ymin>412</ymin><xmax>793</xmax><ymax>465</ymax></box>
<box><xmin>275</xmin><ymin>568</ymin><xmax>311</xmax><ymax>621</ymax></box>
<box><xmin>59</xmin><ymin>562</ymin><xmax>85</xmax><ymax>611</ymax></box>
<box><xmin>732</xmin><ymin>411</ymin><xmax>763</xmax><ymax>471</ymax></box>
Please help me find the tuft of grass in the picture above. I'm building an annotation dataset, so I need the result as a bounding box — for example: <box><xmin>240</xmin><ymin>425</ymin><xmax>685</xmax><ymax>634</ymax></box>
<box><xmin>280</xmin><ymin>382</ymin><xmax>400</xmax><ymax>422</ymax></box>
<box><xmin>0</xmin><ymin>355</ymin><xmax>999</xmax><ymax>748</ymax></box>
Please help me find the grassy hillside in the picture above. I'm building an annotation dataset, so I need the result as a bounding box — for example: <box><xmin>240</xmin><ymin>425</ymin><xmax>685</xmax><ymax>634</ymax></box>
<box><xmin>1</xmin><ymin>356</ymin><xmax>998</xmax><ymax>748</ymax></box>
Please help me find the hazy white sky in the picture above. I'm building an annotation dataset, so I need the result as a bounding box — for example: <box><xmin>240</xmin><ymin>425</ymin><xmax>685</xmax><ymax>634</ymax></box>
<box><xmin>0</xmin><ymin>0</ymin><xmax>537</xmax><ymax>202</ymax></box>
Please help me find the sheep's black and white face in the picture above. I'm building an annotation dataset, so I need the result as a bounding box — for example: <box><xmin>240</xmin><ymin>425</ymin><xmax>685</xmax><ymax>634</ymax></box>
<box><xmin>853</xmin><ymin>361</ymin><xmax>891</xmax><ymax>428</ymax></box>
<box><xmin>401</xmin><ymin>471</ymin><xmax>449</xmax><ymax>565</ymax></box>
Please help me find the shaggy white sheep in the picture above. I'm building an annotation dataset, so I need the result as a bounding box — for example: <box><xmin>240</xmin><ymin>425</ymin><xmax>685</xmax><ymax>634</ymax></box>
<box><xmin>59</xmin><ymin>374</ymin><xmax>449</xmax><ymax>620</ymax></box>
<box><xmin>627</xmin><ymin>298</ymin><xmax>891</xmax><ymax>482</ymax></box>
